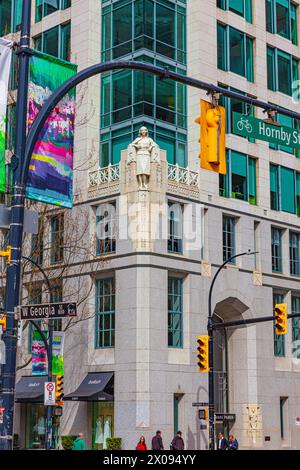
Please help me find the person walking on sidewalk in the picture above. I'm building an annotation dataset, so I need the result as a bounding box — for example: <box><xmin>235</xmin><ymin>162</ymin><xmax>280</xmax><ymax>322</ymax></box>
<box><xmin>217</xmin><ymin>432</ymin><xmax>228</xmax><ymax>450</ymax></box>
<box><xmin>229</xmin><ymin>434</ymin><xmax>239</xmax><ymax>450</ymax></box>
<box><xmin>72</xmin><ymin>433</ymin><xmax>87</xmax><ymax>450</ymax></box>
<box><xmin>170</xmin><ymin>431</ymin><xmax>185</xmax><ymax>450</ymax></box>
<box><xmin>151</xmin><ymin>430</ymin><xmax>164</xmax><ymax>450</ymax></box>
<box><xmin>136</xmin><ymin>436</ymin><xmax>147</xmax><ymax>450</ymax></box>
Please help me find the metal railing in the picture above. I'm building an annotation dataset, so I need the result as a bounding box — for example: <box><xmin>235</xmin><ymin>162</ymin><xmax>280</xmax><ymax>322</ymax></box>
<box><xmin>167</xmin><ymin>163</ymin><xmax>199</xmax><ymax>187</ymax></box>
<box><xmin>89</xmin><ymin>163</ymin><xmax>121</xmax><ymax>187</ymax></box>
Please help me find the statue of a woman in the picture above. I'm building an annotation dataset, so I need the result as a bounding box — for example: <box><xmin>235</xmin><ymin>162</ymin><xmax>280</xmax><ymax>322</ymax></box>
<box><xmin>127</xmin><ymin>127</ymin><xmax>160</xmax><ymax>190</ymax></box>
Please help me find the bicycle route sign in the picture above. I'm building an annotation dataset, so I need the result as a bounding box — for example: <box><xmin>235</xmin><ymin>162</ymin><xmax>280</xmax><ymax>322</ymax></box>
<box><xmin>233</xmin><ymin>112</ymin><xmax>300</xmax><ymax>149</ymax></box>
<box><xmin>18</xmin><ymin>302</ymin><xmax>77</xmax><ymax>320</ymax></box>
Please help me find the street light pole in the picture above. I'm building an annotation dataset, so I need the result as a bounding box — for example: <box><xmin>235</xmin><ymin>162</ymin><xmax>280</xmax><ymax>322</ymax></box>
<box><xmin>0</xmin><ymin>0</ymin><xmax>32</xmax><ymax>450</ymax></box>
<box><xmin>207</xmin><ymin>250</ymin><xmax>256</xmax><ymax>451</ymax></box>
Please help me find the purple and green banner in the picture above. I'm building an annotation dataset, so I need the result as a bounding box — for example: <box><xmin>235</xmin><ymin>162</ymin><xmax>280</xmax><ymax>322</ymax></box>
<box><xmin>0</xmin><ymin>39</ymin><xmax>13</xmax><ymax>193</ymax></box>
<box><xmin>52</xmin><ymin>331</ymin><xmax>65</xmax><ymax>376</ymax></box>
<box><xmin>32</xmin><ymin>330</ymin><xmax>47</xmax><ymax>376</ymax></box>
<box><xmin>26</xmin><ymin>52</ymin><xmax>77</xmax><ymax>208</ymax></box>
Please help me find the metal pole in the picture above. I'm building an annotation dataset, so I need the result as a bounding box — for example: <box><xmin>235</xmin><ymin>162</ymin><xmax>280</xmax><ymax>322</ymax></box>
<box><xmin>0</xmin><ymin>0</ymin><xmax>32</xmax><ymax>450</ymax></box>
<box><xmin>22</xmin><ymin>256</ymin><xmax>54</xmax><ymax>450</ymax></box>
<box><xmin>207</xmin><ymin>251</ymin><xmax>256</xmax><ymax>450</ymax></box>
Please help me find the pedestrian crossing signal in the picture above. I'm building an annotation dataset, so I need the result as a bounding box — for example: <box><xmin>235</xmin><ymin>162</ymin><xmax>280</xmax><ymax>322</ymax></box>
<box><xmin>55</xmin><ymin>375</ymin><xmax>64</xmax><ymax>405</ymax></box>
<box><xmin>197</xmin><ymin>335</ymin><xmax>209</xmax><ymax>373</ymax></box>
<box><xmin>274</xmin><ymin>303</ymin><xmax>288</xmax><ymax>335</ymax></box>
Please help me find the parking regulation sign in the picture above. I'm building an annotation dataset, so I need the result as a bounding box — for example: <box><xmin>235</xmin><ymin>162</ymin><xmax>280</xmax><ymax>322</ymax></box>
<box><xmin>44</xmin><ymin>382</ymin><xmax>56</xmax><ymax>406</ymax></box>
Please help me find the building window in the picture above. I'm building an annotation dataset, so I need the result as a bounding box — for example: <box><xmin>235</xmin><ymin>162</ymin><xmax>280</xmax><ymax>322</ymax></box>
<box><xmin>35</xmin><ymin>0</ymin><xmax>71</xmax><ymax>22</ymax></box>
<box><xmin>102</xmin><ymin>0</ymin><xmax>186</xmax><ymax>64</ymax></box>
<box><xmin>223</xmin><ymin>215</ymin><xmax>236</xmax><ymax>262</ymax></box>
<box><xmin>31</xmin><ymin>219</ymin><xmax>44</xmax><ymax>267</ymax></box>
<box><xmin>0</xmin><ymin>0</ymin><xmax>22</xmax><ymax>35</ymax></box>
<box><xmin>280</xmin><ymin>397</ymin><xmax>288</xmax><ymax>439</ymax></box>
<box><xmin>290</xmin><ymin>232</ymin><xmax>300</xmax><ymax>276</ymax></box>
<box><xmin>220</xmin><ymin>150</ymin><xmax>256</xmax><ymax>204</ymax></box>
<box><xmin>50</xmin><ymin>214</ymin><xmax>64</xmax><ymax>265</ymax></box>
<box><xmin>266</xmin><ymin>0</ymin><xmax>297</xmax><ymax>45</ymax></box>
<box><xmin>96</xmin><ymin>204</ymin><xmax>116</xmax><ymax>255</ymax></box>
<box><xmin>34</xmin><ymin>23</ymin><xmax>71</xmax><ymax>61</ymax></box>
<box><xmin>274</xmin><ymin>293</ymin><xmax>285</xmax><ymax>356</ymax></box>
<box><xmin>217</xmin><ymin>0</ymin><xmax>252</xmax><ymax>22</ymax></box>
<box><xmin>168</xmin><ymin>203</ymin><xmax>183</xmax><ymax>254</ymax></box>
<box><xmin>217</xmin><ymin>23</ymin><xmax>254</xmax><ymax>82</ymax></box>
<box><xmin>101</xmin><ymin>68</ymin><xmax>186</xmax><ymax>130</ymax></box>
<box><xmin>51</xmin><ymin>282</ymin><xmax>63</xmax><ymax>330</ymax></box>
<box><xmin>168</xmin><ymin>277</ymin><xmax>183</xmax><ymax>348</ymax></box>
<box><xmin>95</xmin><ymin>278</ymin><xmax>115</xmax><ymax>349</ymax></box>
<box><xmin>100</xmin><ymin>124</ymin><xmax>187</xmax><ymax>168</ymax></box>
<box><xmin>271</xmin><ymin>227</ymin><xmax>283</xmax><ymax>273</ymax></box>
<box><xmin>292</xmin><ymin>296</ymin><xmax>300</xmax><ymax>358</ymax></box>
<box><xmin>270</xmin><ymin>164</ymin><xmax>300</xmax><ymax>215</ymax></box>
<box><xmin>267</xmin><ymin>46</ymin><xmax>299</xmax><ymax>96</ymax></box>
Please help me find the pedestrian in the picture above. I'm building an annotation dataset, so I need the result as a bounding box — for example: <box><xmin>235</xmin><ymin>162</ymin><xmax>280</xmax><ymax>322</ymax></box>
<box><xmin>170</xmin><ymin>430</ymin><xmax>185</xmax><ymax>450</ymax></box>
<box><xmin>72</xmin><ymin>432</ymin><xmax>87</xmax><ymax>450</ymax></box>
<box><xmin>151</xmin><ymin>430</ymin><xmax>164</xmax><ymax>450</ymax></box>
<box><xmin>229</xmin><ymin>434</ymin><xmax>239</xmax><ymax>450</ymax></box>
<box><xmin>217</xmin><ymin>432</ymin><xmax>228</xmax><ymax>450</ymax></box>
<box><xmin>136</xmin><ymin>435</ymin><xmax>147</xmax><ymax>450</ymax></box>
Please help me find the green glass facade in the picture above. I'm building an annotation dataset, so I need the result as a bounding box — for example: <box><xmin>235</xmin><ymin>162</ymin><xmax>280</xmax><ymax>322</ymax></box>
<box><xmin>266</xmin><ymin>0</ymin><xmax>298</xmax><ymax>45</ymax></box>
<box><xmin>0</xmin><ymin>0</ymin><xmax>22</xmax><ymax>35</ymax></box>
<box><xmin>267</xmin><ymin>46</ymin><xmax>299</xmax><ymax>96</ymax></box>
<box><xmin>35</xmin><ymin>0</ymin><xmax>71</xmax><ymax>23</ymax></box>
<box><xmin>217</xmin><ymin>0</ymin><xmax>252</xmax><ymax>22</ymax></box>
<box><xmin>220</xmin><ymin>150</ymin><xmax>256</xmax><ymax>205</ymax></box>
<box><xmin>270</xmin><ymin>164</ymin><xmax>300</xmax><ymax>216</ymax></box>
<box><xmin>100</xmin><ymin>0</ymin><xmax>187</xmax><ymax>167</ymax></box>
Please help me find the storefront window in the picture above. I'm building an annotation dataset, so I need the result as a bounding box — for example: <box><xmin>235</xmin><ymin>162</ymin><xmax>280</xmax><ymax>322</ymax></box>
<box><xmin>25</xmin><ymin>404</ymin><xmax>46</xmax><ymax>449</ymax></box>
<box><xmin>92</xmin><ymin>402</ymin><xmax>114</xmax><ymax>450</ymax></box>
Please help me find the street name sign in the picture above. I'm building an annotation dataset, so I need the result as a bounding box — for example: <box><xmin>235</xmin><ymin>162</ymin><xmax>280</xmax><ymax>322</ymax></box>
<box><xmin>233</xmin><ymin>112</ymin><xmax>300</xmax><ymax>149</ymax></box>
<box><xmin>215</xmin><ymin>413</ymin><xmax>236</xmax><ymax>422</ymax></box>
<box><xmin>19</xmin><ymin>302</ymin><xmax>77</xmax><ymax>320</ymax></box>
<box><xmin>44</xmin><ymin>382</ymin><xmax>56</xmax><ymax>406</ymax></box>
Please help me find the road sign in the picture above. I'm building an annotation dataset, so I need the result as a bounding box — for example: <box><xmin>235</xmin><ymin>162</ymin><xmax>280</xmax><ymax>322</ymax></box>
<box><xmin>233</xmin><ymin>112</ymin><xmax>300</xmax><ymax>149</ymax></box>
<box><xmin>192</xmin><ymin>402</ymin><xmax>209</xmax><ymax>407</ymax></box>
<box><xmin>18</xmin><ymin>302</ymin><xmax>77</xmax><ymax>320</ymax></box>
<box><xmin>44</xmin><ymin>382</ymin><xmax>56</xmax><ymax>406</ymax></box>
<box><xmin>215</xmin><ymin>413</ymin><xmax>236</xmax><ymax>422</ymax></box>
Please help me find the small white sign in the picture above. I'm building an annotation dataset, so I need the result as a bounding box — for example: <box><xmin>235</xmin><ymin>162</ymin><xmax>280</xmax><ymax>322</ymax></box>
<box><xmin>44</xmin><ymin>382</ymin><xmax>56</xmax><ymax>406</ymax></box>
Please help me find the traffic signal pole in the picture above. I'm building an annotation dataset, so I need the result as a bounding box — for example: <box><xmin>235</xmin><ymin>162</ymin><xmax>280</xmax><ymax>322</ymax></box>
<box><xmin>0</xmin><ymin>0</ymin><xmax>32</xmax><ymax>450</ymax></box>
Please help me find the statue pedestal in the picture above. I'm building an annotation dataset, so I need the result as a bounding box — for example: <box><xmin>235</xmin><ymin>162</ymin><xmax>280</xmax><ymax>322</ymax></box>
<box><xmin>120</xmin><ymin>150</ymin><xmax>167</xmax><ymax>252</ymax></box>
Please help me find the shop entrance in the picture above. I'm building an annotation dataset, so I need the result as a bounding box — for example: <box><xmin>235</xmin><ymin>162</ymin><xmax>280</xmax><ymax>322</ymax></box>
<box><xmin>92</xmin><ymin>402</ymin><xmax>114</xmax><ymax>449</ymax></box>
<box><xmin>25</xmin><ymin>403</ymin><xmax>46</xmax><ymax>449</ymax></box>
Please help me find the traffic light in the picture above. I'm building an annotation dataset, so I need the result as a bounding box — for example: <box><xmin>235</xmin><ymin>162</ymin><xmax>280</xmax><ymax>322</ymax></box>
<box><xmin>197</xmin><ymin>334</ymin><xmax>209</xmax><ymax>373</ymax></box>
<box><xmin>0</xmin><ymin>314</ymin><xmax>6</xmax><ymax>332</ymax></box>
<box><xmin>55</xmin><ymin>375</ymin><xmax>64</xmax><ymax>405</ymax></box>
<box><xmin>274</xmin><ymin>303</ymin><xmax>288</xmax><ymax>335</ymax></box>
<box><xmin>195</xmin><ymin>100</ymin><xmax>226</xmax><ymax>175</ymax></box>
<box><xmin>0</xmin><ymin>246</ymin><xmax>11</xmax><ymax>266</ymax></box>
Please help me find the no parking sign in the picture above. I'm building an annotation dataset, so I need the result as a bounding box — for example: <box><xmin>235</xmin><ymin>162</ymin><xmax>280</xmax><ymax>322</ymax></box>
<box><xmin>44</xmin><ymin>382</ymin><xmax>56</xmax><ymax>406</ymax></box>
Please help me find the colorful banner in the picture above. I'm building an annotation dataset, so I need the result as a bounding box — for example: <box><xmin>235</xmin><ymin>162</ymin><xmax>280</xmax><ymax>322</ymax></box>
<box><xmin>32</xmin><ymin>330</ymin><xmax>47</xmax><ymax>376</ymax></box>
<box><xmin>52</xmin><ymin>331</ymin><xmax>65</xmax><ymax>376</ymax></box>
<box><xmin>26</xmin><ymin>52</ymin><xmax>77</xmax><ymax>208</ymax></box>
<box><xmin>0</xmin><ymin>38</ymin><xmax>13</xmax><ymax>193</ymax></box>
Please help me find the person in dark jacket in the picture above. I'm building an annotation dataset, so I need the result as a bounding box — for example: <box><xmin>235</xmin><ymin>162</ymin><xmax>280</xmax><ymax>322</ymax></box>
<box><xmin>171</xmin><ymin>431</ymin><xmax>185</xmax><ymax>450</ymax></box>
<box><xmin>217</xmin><ymin>432</ymin><xmax>228</xmax><ymax>450</ymax></box>
<box><xmin>229</xmin><ymin>434</ymin><xmax>239</xmax><ymax>450</ymax></box>
<box><xmin>151</xmin><ymin>430</ymin><xmax>164</xmax><ymax>450</ymax></box>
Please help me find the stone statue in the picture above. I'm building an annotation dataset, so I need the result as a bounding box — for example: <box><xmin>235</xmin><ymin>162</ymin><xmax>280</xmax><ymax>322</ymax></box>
<box><xmin>127</xmin><ymin>126</ymin><xmax>160</xmax><ymax>190</ymax></box>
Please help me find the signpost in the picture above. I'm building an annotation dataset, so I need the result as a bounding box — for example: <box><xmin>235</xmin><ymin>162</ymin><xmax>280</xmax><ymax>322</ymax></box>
<box><xmin>18</xmin><ymin>302</ymin><xmax>77</xmax><ymax>320</ymax></box>
<box><xmin>44</xmin><ymin>382</ymin><xmax>56</xmax><ymax>406</ymax></box>
<box><xmin>233</xmin><ymin>112</ymin><xmax>300</xmax><ymax>149</ymax></box>
<box><xmin>215</xmin><ymin>413</ymin><xmax>236</xmax><ymax>422</ymax></box>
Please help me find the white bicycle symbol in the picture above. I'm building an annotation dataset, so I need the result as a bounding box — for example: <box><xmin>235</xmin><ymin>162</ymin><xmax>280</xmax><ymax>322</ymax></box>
<box><xmin>237</xmin><ymin>117</ymin><xmax>253</xmax><ymax>133</ymax></box>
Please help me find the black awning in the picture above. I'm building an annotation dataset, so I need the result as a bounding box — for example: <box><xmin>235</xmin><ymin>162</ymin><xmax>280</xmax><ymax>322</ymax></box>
<box><xmin>15</xmin><ymin>376</ymin><xmax>48</xmax><ymax>403</ymax></box>
<box><xmin>64</xmin><ymin>372</ymin><xmax>114</xmax><ymax>402</ymax></box>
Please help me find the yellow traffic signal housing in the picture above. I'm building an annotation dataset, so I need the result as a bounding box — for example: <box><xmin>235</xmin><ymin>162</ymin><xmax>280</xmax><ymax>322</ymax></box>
<box><xmin>275</xmin><ymin>303</ymin><xmax>288</xmax><ymax>335</ymax></box>
<box><xmin>195</xmin><ymin>100</ymin><xmax>226</xmax><ymax>175</ymax></box>
<box><xmin>197</xmin><ymin>334</ymin><xmax>209</xmax><ymax>373</ymax></box>
<box><xmin>55</xmin><ymin>375</ymin><xmax>64</xmax><ymax>405</ymax></box>
<box><xmin>0</xmin><ymin>246</ymin><xmax>11</xmax><ymax>266</ymax></box>
<box><xmin>0</xmin><ymin>314</ymin><xmax>6</xmax><ymax>332</ymax></box>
